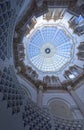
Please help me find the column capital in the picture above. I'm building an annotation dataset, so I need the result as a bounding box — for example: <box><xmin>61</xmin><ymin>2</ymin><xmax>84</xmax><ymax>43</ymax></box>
<box><xmin>39</xmin><ymin>85</ymin><xmax>43</xmax><ymax>90</ymax></box>
<box><xmin>67</xmin><ymin>85</ymin><xmax>73</xmax><ymax>91</ymax></box>
<box><xmin>16</xmin><ymin>66</ymin><xmax>21</xmax><ymax>73</ymax></box>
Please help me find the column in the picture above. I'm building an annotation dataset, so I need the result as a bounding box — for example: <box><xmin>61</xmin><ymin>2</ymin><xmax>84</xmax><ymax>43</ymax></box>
<box><xmin>82</xmin><ymin>123</ymin><xmax>84</xmax><ymax>130</ymax></box>
<box><xmin>37</xmin><ymin>85</ymin><xmax>43</xmax><ymax>107</ymax></box>
<box><xmin>67</xmin><ymin>86</ymin><xmax>84</xmax><ymax>116</ymax></box>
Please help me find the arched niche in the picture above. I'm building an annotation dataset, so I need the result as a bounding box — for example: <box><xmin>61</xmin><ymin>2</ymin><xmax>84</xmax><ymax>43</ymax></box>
<box><xmin>47</xmin><ymin>98</ymin><xmax>74</xmax><ymax>119</ymax></box>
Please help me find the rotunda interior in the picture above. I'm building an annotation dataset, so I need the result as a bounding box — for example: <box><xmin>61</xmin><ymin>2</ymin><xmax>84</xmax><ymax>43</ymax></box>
<box><xmin>0</xmin><ymin>0</ymin><xmax>84</xmax><ymax>130</ymax></box>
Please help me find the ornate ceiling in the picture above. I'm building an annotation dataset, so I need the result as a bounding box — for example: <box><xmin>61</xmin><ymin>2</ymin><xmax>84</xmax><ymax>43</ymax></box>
<box><xmin>13</xmin><ymin>1</ymin><xmax>84</xmax><ymax>90</ymax></box>
<box><xmin>24</xmin><ymin>24</ymin><xmax>74</xmax><ymax>73</ymax></box>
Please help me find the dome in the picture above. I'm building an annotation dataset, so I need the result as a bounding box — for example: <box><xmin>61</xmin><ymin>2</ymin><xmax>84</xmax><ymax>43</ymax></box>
<box><xmin>0</xmin><ymin>0</ymin><xmax>84</xmax><ymax>130</ymax></box>
<box><xmin>24</xmin><ymin>25</ymin><xmax>74</xmax><ymax>72</ymax></box>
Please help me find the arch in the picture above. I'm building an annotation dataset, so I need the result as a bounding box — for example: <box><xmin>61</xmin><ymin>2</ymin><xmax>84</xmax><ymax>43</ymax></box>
<box><xmin>21</xmin><ymin>84</ymin><xmax>32</xmax><ymax>99</ymax></box>
<box><xmin>47</xmin><ymin>97</ymin><xmax>74</xmax><ymax>119</ymax></box>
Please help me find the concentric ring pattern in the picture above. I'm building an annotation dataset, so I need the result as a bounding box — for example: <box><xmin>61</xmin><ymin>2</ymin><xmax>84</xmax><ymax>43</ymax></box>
<box><xmin>26</xmin><ymin>26</ymin><xmax>74</xmax><ymax>72</ymax></box>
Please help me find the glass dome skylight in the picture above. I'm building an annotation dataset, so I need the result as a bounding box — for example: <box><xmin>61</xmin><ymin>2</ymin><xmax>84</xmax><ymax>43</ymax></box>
<box><xmin>24</xmin><ymin>25</ymin><xmax>74</xmax><ymax>72</ymax></box>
